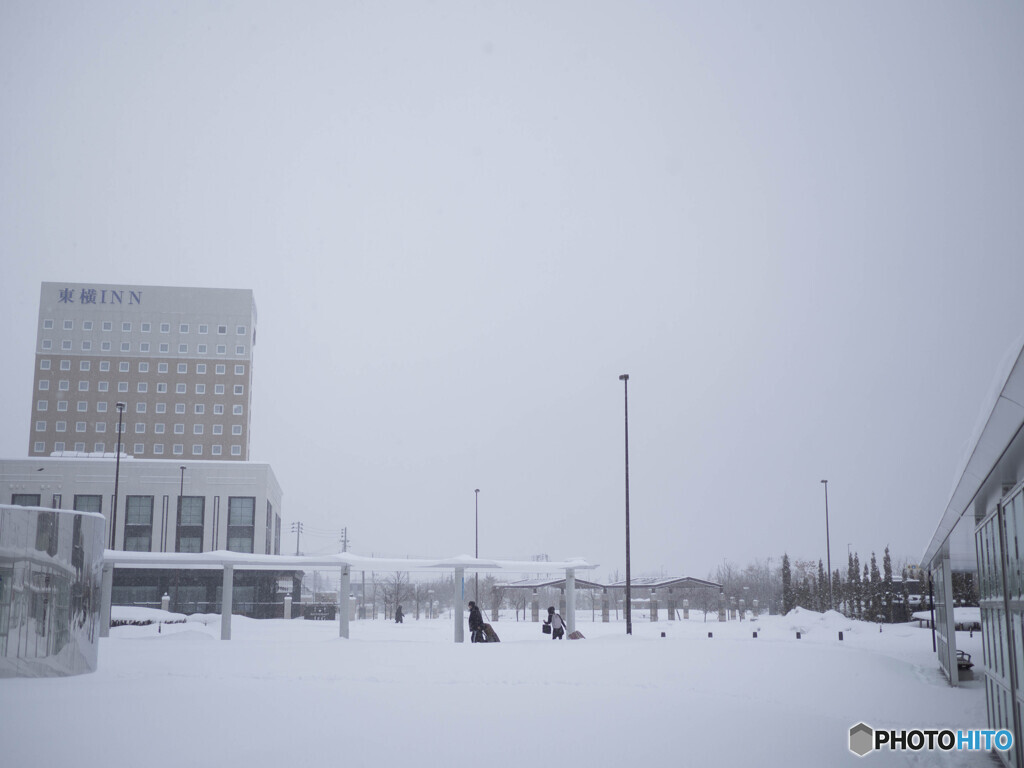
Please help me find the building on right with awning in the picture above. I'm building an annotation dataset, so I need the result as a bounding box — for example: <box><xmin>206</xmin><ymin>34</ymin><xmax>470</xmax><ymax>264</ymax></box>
<box><xmin>922</xmin><ymin>336</ymin><xmax>1024</xmax><ymax>768</ymax></box>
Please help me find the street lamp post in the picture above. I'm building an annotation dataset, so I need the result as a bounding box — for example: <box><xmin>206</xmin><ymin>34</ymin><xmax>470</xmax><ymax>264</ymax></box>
<box><xmin>619</xmin><ymin>374</ymin><xmax>632</xmax><ymax>636</ymax></box>
<box><xmin>178</xmin><ymin>464</ymin><xmax>186</xmax><ymax>530</ymax></box>
<box><xmin>474</xmin><ymin>488</ymin><xmax>480</xmax><ymax>604</ymax></box>
<box><xmin>111</xmin><ymin>402</ymin><xmax>126</xmax><ymax>549</ymax></box>
<box><xmin>822</xmin><ymin>479</ymin><xmax>833</xmax><ymax>610</ymax></box>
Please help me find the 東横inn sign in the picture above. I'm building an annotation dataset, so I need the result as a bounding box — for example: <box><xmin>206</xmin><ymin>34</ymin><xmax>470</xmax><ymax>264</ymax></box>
<box><xmin>55</xmin><ymin>288</ymin><xmax>142</xmax><ymax>306</ymax></box>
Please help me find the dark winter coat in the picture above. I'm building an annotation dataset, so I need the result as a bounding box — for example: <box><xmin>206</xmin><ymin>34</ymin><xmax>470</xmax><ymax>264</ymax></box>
<box><xmin>468</xmin><ymin>605</ymin><xmax>484</xmax><ymax>632</ymax></box>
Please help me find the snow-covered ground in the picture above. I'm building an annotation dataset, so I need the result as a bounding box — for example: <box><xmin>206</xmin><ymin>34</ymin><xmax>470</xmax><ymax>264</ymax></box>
<box><xmin>0</xmin><ymin>608</ymin><xmax>991</xmax><ymax>767</ymax></box>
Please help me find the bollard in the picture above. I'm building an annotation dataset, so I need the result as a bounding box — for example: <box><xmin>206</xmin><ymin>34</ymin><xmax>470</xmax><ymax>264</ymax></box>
<box><xmin>838</xmin><ymin>631</ymin><xmax>844</xmax><ymax>641</ymax></box>
<box><xmin>796</xmin><ymin>632</ymin><xmax>801</xmax><ymax>639</ymax></box>
<box><xmin>708</xmin><ymin>632</ymin><xmax>713</xmax><ymax>638</ymax></box>
<box><xmin>753</xmin><ymin>631</ymin><xmax>758</xmax><ymax>639</ymax></box>
<box><xmin>661</xmin><ymin>632</ymin><xmax>666</xmax><ymax>638</ymax></box>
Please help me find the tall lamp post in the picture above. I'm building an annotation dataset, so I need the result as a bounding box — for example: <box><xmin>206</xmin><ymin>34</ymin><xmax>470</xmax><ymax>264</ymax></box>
<box><xmin>178</xmin><ymin>465</ymin><xmax>186</xmax><ymax>528</ymax></box>
<box><xmin>821</xmin><ymin>479</ymin><xmax>833</xmax><ymax>610</ymax></box>
<box><xmin>474</xmin><ymin>488</ymin><xmax>480</xmax><ymax>603</ymax></box>
<box><xmin>111</xmin><ymin>401</ymin><xmax>126</xmax><ymax>549</ymax></box>
<box><xmin>619</xmin><ymin>374</ymin><xmax>632</xmax><ymax>636</ymax></box>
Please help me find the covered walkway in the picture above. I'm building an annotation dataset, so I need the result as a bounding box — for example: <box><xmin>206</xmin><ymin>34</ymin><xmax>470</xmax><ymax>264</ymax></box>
<box><xmin>100</xmin><ymin>550</ymin><xmax>597</xmax><ymax>642</ymax></box>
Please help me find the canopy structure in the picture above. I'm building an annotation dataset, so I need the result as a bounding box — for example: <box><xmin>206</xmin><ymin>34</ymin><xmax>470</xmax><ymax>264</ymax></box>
<box><xmin>100</xmin><ymin>550</ymin><xmax>597</xmax><ymax>642</ymax></box>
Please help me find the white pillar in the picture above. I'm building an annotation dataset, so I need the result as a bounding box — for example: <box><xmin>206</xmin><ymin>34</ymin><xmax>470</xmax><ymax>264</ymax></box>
<box><xmin>454</xmin><ymin>567</ymin><xmax>465</xmax><ymax>643</ymax></box>
<box><xmin>100</xmin><ymin>562</ymin><xmax>113</xmax><ymax>638</ymax></box>
<box><xmin>339</xmin><ymin>566</ymin><xmax>350</xmax><ymax>639</ymax></box>
<box><xmin>566</xmin><ymin>568</ymin><xmax>576</xmax><ymax>634</ymax></box>
<box><xmin>221</xmin><ymin>564</ymin><xmax>234</xmax><ymax>640</ymax></box>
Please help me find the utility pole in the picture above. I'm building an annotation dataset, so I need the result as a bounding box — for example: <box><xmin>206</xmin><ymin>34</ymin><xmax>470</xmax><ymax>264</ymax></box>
<box><xmin>340</xmin><ymin>527</ymin><xmax>349</xmax><ymax>553</ymax></box>
<box><xmin>291</xmin><ymin>521</ymin><xmax>303</xmax><ymax>556</ymax></box>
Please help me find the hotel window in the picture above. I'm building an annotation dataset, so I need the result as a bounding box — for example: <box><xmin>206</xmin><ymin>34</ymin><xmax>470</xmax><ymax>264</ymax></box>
<box><xmin>160</xmin><ymin>323</ymin><xmax>170</xmax><ymax>333</ymax></box>
<box><xmin>122</xmin><ymin>322</ymin><xmax>131</xmax><ymax>332</ymax></box>
<box><xmin>93</xmin><ymin>442</ymin><xmax>104</xmax><ymax>452</ymax></box>
<box><xmin>176</xmin><ymin>383</ymin><xmax>186</xmax><ymax>394</ymax></box>
<box><xmin>232</xmin><ymin>425</ymin><xmax>242</xmax><ymax>435</ymax></box>
<box><xmin>35</xmin><ymin>421</ymin><xmax>46</xmax><ymax>431</ymax></box>
<box><xmin>34</xmin><ymin>442</ymin><xmax>45</xmax><ymax>452</ymax></box>
<box><xmin>231</xmin><ymin>445</ymin><xmax>241</xmax><ymax>456</ymax></box>
<box><xmin>213</xmin><ymin>404</ymin><xmax>224</xmax><ymax>415</ymax></box>
<box><xmin>136</xmin><ymin>403</ymin><xmax>147</xmax><ymax>413</ymax></box>
<box><xmin>59</xmin><ymin>380</ymin><xmax>69</xmax><ymax>391</ymax></box>
<box><xmin>61</xmin><ymin>340</ymin><xmax>72</xmax><ymax>350</ymax></box>
<box><xmin>159</xmin><ymin>343</ymin><xmax>169</xmax><ymax>353</ymax></box>
<box><xmin>212</xmin><ymin>424</ymin><xmax>223</xmax><ymax>435</ymax></box>
<box><xmin>76</xmin><ymin>422</ymin><xmax>86</xmax><ymax>432</ymax></box>
<box><xmin>40</xmin><ymin>360</ymin><xmax>51</xmax><ymax>370</ymax></box>
<box><xmin>199</xmin><ymin>324</ymin><xmax>208</xmax><ymax>334</ymax></box>
<box><xmin>174</xmin><ymin>424</ymin><xmax>184</xmax><ymax>434</ymax></box>
<box><xmin>96</xmin><ymin>402</ymin><xmax>107</xmax><ymax>413</ymax></box>
<box><xmin>63</xmin><ymin>320</ymin><xmax>74</xmax><ymax>330</ymax></box>
<box><xmin>140</xmin><ymin>342</ymin><xmax>150</xmax><ymax>352</ymax></box>
<box><xmin>77</xmin><ymin>401</ymin><xmax>88</xmax><ymax>412</ymax></box>
<box><xmin>43</xmin><ymin>319</ymin><xmax>54</xmax><ymax>329</ymax></box>
<box><xmin>83</xmin><ymin>321</ymin><xmax>93</xmax><ymax>331</ymax></box>
<box><xmin>101</xmin><ymin>341</ymin><xmax>111</xmax><ymax>351</ymax></box>
<box><xmin>216</xmin><ymin>345</ymin><xmax>226</xmax><ymax>354</ymax></box>
<box><xmin>100</xmin><ymin>361</ymin><xmax>110</xmax><ymax>372</ymax></box>
<box><xmin>155</xmin><ymin>403</ymin><xmax>166</xmax><ymax>414</ymax></box>
<box><xmin>235</xmin><ymin>346</ymin><xmax>245</xmax><ymax>355</ymax></box>
<box><xmin>177</xmin><ymin>497</ymin><xmax>204</xmax><ymax>553</ymax></box>
<box><xmin>79</xmin><ymin>381</ymin><xmax>90</xmax><ymax>391</ymax></box>
<box><xmin>214</xmin><ymin>385</ymin><xmax>225</xmax><ymax>395</ymax></box>
<box><xmin>58</xmin><ymin>401</ymin><xmax>68</xmax><ymax>411</ymax></box>
<box><xmin>154</xmin><ymin>423</ymin><xmax>165</xmax><ymax>434</ymax></box>
<box><xmin>211</xmin><ymin>445</ymin><xmax>222</xmax><ymax>456</ymax></box>
<box><xmin>192</xmin><ymin>445</ymin><xmax>202</xmax><ymax>455</ymax></box>
<box><xmin>236</xmin><ymin>326</ymin><xmax>246</xmax><ymax>335</ymax></box>
<box><xmin>80</xmin><ymin>361</ymin><xmax>91</xmax><ymax>371</ymax></box>
<box><xmin>156</xmin><ymin>383</ymin><xmax>167</xmax><ymax>394</ymax></box>
<box><xmin>56</xmin><ymin>421</ymin><xmax>66</xmax><ymax>432</ymax></box>
<box><xmin>175</xmin><ymin>404</ymin><xmax>185</xmax><ymax>414</ymax></box>
<box><xmin>134</xmin><ymin>421</ymin><xmax>145</xmax><ymax>431</ymax></box>
<box><xmin>82</xmin><ymin>341</ymin><xmax>92</xmax><ymax>351</ymax></box>
<box><xmin>227</xmin><ymin>497</ymin><xmax>255</xmax><ymax>553</ymax></box>
<box><xmin>233</xmin><ymin>405</ymin><xmax>243</xmax><ymax>416</ymax></box>
<box><xmin>141</xmin><ymin>322</ymin><xmax>151</xmax><ymax>332</ymax></box>
<box><xmin>158</xmin><ymin>362</ymin><xmax>168</xmax><ymax>373</ymax></box>
<box><xmin>41</xmin><ymin>340</ymin><xmax>52</xmax><ymax>350</ymax></box>
<box><xmin>74</xmin><ymin>442</ymin><xmax>85</xmax><ymax>452</ymax></box>
<box><xmin>197</xmin><ymin>364</ymin><xmax>206</xmax><ymax>374</ymax></box>
<box><xmin>96</xmin><ymin>423</ymin><xmax>106</xmax><ymax>432</ymax></box>
<box><xmin>194</xmin><ymin>424</ymin><xmax>203</xmax><ymax>434</ymax></box>
<box><xmin>180</xmin><ymin>324</ymin><xmax>189</xmax><ymax>333</ymax></box>
<box><xmin>218</xmin><ymin>325</ymin><xmax>227</xmax><ymax>334</ymax></box>
<box><xmin>60</xmin><ymin>360</ymin><xmax>71</xmax><ymax>371</ymax></box>
<box><xmin>234</xmin><ymin>365</ymin><xmax>245</xmax><ymax>375</ymax></box>
<box><xmin>197</xmin><ymin>344</ymin><xmax>207</xmax><ymax>354</ymax></box>
<box><xmin>124</xmin><ymin>496</ymin><xmax>154</xmax><ymax>552</ymax></box>
<box><xmin>120</xmin><ymin>342</ymin><xmax>130</xmax><ymax>352</ymax></box>
<box><xmin>39</xmin><ymin>380</ymin><xmax>50</xmax><ymax>391</ymax></box>
<box><xmin>98</xmin><ymin>382</ymin><xmax>109</xmax><ymax>392</ymax></box>
<box><xmin>133</xmin><ymin>444</ymin><xmax>144</xmax><ymax>454</ymax></box>
<box><xmin>234</xmin><ymin>385</ymin><xmax>244</xmax><ymax>395</ymax></box>
<box><xmin>119</xmin><ymin>362</ymin><xmax>129</xmax><ymax>372</ymax></box>
<box><xmin>37</xmin><ymin>400</ymin><xmax>47</xmax><ymax>411</ymax></box>
<box><xmin>196</xmin><ymin>384</ymin><xmax>206</xmax><ymax>395</ymax></box>
<box><xmin>137</xmin><ymin>383</ymin><xmax>148</xmax><ymax>393</ymax></box>
<box><xmin>138</xmin><ymin>362</ymin><xmax>149</xmax><ymax>373</ymax></box>
<box><xmin>118</xmin><ymin>382</ymin><xmax>128</xmax><ymax>392</ymax></box>
<box><xmin>153</xmin><ymin>444</ymin><xmax>164</xmax><ymax>455</ymax></box>
<box><xmin>178</xmin><ymin>344</ymin><xmax>188</xmax><ymax>353</ymax></box>
<box><xmin>177</xmin><ymin>363</ymin><xmax>187</xmax><ymax>374</ymax></box>
<box><xmin>195</xmin><ymin>404</ymin><xmax>205</xmax><ymax>414</ymax></box>
<box><xmin>54</xmin><ymin>442</ymin><xmax>65</xmax><ymax>451</ymax></box>
<box><xmin>102</xmin><ymin>321</ymin><xmax>112</xmax><ymax>331</ymax></box>
<box><xmin>216</xmin><ymin>364</ymin><xmax>226</xmax><ymax>375</ymax></box>
<box><xmin>173</xmin><ymin>444</ymin><xmax>183</xmax><ymax>455</ymax></box>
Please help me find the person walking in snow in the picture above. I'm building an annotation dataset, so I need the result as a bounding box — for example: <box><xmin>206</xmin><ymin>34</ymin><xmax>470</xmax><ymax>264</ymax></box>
<box><xmin>544</xmin><ymin>605</ymin><xmax>565</xmax><ymax>640</ymax></box>
<box><xmin>468</xmin><ymin>600</ymin><xmax>485</xmax><ymax>643</ymax></box>
<box><xmin>395</xmin><ymin>605</ymin><xmax>404</xmax><ymax>623</ymax></box>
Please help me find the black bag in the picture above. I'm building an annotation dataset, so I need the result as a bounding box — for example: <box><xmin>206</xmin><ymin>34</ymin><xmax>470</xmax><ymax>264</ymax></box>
<box><xmin>542</xmin><ymin>623</ymin><xmax>552</xmax><ymax>634</ymax></box>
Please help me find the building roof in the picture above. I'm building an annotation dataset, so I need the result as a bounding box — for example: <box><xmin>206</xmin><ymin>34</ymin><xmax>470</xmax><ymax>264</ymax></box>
<box><xmin>496</xmin><ymin>575</ymin><xmax>721</xmax><ymax>590</ymax></box>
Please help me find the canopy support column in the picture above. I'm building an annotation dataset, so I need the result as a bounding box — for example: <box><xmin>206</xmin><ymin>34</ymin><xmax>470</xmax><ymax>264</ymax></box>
<box><xmin>339</xmin><ymin>566</ymin><xmax>350</xmax><ymax>639</ymax></box>
<box><xmin>566</xmin><ymin>568</ymin><xmax>576</xmax><ymax>634</ymax></box>
<box><xmin>454</xmin><ymin>567</ymin><xmax>465</xmax><ymax>643</ymax></box>
<box><xmin>221</xmin><ymin>564</ymin><xmax>234</xmax><ymax>640</ymax></box>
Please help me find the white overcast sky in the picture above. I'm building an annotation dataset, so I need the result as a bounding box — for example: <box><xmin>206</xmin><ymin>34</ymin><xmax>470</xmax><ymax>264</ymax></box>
<box><xmin>2</xmin><ymin>1</ymin><xmax>1023</xmax><ymax>580</ymax></box>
